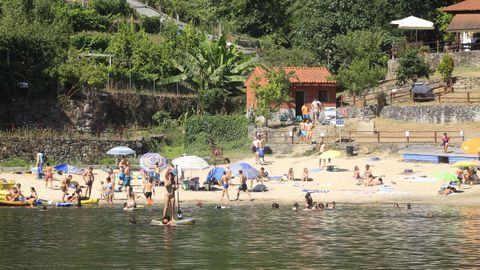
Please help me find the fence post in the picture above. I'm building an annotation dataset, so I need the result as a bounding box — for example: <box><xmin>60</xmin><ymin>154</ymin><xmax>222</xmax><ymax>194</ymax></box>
<box><xmin>353</xmin><ymin>95</ymin><xmax>356</xmax><ymax>106</ymax></box>
<box><xmin>349</xmin><ymin>131</ymin><xmax>352</xmax><ymax>142</ymax></box>
<box><xmin>377</xmin><ymin>132</ymin><xmax>380</xmax><ymax>143</ymax></box>
<box><xmin>406</xmin><ymin>131</ymin><xmax>410</xmax><ymax>144</ymax></box>
<box><xmin>438</xmin><ymin>94</ymin><xmax>441</xmax><ymax>102</ymax></box>
<box><xmin>390</xmin><ymin>93</ymin><xmax>393</xmax><ymax>104</ymax></box>
<box><xmin>467</xmin><ymin>92</ymin><xmax>470</xmax><ymax>103</ymax></box>
<box><xmin>265</xmin><ymin>131</ymin><xmax>268</xmax><ymax>143</ymax></box>
<box><xmin>436</xmin><ymin>40</ymin><xmax>440</xmax><ymax>54</ymax></box>
<box><xmin>434</xmin><ymin>131</ymin><xmax>437</xmax><ymax>143</ymax></box>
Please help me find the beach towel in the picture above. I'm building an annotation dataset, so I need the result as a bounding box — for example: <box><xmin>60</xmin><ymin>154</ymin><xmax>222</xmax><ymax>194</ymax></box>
<box><xmin>302</xmin><ymin>189</ymin><xmax>329</xmax><ymax>193</ymax></box>
<box><xmin>269</xmin><ymin>176</ymin><xmax>282</xmax><ymax>181</ymax></box>
<box><xmin>395</xmin><ymin>176</ymin><xmax>436</xmax><ymax>183</ymax></box>
<box><xmin>309</xmin><ymin>168</ymin><xmax>322</xmax><ymax>173</ymax></box>
<box><xmin>368</xmin><ymin>156</ymin><xmax>380</xmax><ymax>162</ymax></box>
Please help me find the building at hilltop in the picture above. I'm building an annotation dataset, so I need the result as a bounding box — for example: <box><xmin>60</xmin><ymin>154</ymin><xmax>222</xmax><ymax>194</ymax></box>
<box><xmin>245</xmin><ymin>67</ymin><xmax>339</xmax><ymax>117</ymax></box>
<box><xmin>443</xmin><ymin>0</ymin><xmax>480</xmax><ymax>51</ymax></box>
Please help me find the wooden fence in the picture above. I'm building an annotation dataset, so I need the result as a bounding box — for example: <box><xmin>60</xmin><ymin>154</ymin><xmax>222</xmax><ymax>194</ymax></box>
<box><xmin>254</xmin><ymin>129</ymin><xmax>466</xmax><ymax>145</ymax></box>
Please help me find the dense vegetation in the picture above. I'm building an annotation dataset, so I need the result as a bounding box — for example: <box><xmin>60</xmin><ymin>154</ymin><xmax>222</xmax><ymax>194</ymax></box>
<box><xmin>0</xmin><ymin>0</ymin><xmax>458</xmax><ymax>113</ymax></box>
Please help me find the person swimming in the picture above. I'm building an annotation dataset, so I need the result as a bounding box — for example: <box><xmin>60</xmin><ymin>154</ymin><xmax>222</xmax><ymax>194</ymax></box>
<box><xmin>292</xmin><ymin>202</ymin><xmax>299</xmax><ymax>211</ymax></box>
<box><xmin>326</xmin><ymin>201</ymin><xmax>336</xmax><ymax>209</ymax></box>
<box><xmin>394</xmin><ymin>203</ymin><xmax>400</xmax><ymax>208</ymax></box>
<box><xmin>317</xmin><ymin>203</ymin><xmax>325</xmax><ymax>210</ymax></box>
<box><xmin>407</xmin><ymin>203</ymin><xmax>412</xmax><ymax>209</ymax></box>
<box><xmin>129</xmin><ymin>217</ymin><xmax>137</xmax><ymax>224</ymax></box>
<box><xmin>305</xmin><ymin>193</ymin><xmax>313</xmax><ymax>209</ymax></box>
<box><xmin>196</xmin><ymin>201</ymin><xmax>204</xmax><ymax>208</ymax></box>
<box><xmin>272</xmin><ymin>202</ymin><xmax>279</xmax><ymax>209</ymax></box>
<box><xmin>162</xmin><ymin>215</ymin><xmax>175</xmax><ymax>226</ymax></box>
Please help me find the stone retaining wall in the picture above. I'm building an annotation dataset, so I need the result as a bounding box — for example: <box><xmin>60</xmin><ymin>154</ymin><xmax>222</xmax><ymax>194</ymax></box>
<box><xmin>380</xmin><ymin>104</ymin><xmax>480</xmax><ymax>124</ymax></box>
<box><xmin>0</xmin><ymin>135</ymin><xmax>164</xmax><ymax>163</ymax></box>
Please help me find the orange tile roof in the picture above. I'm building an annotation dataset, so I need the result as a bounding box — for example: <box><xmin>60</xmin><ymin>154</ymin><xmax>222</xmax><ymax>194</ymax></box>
<box><xmin>246</xmin><ymin>66</ymin><xmax>337</xmax><ymax>85</ymax></box>
<box><xmin>447</xmin><ymin>14</ymin><xmax>480</xmax><ymax>31</ymax></box>
<box><xmin>443</xmin><ymin>0</ymin><xmax>480</xmax><ymax>13</ymax></box>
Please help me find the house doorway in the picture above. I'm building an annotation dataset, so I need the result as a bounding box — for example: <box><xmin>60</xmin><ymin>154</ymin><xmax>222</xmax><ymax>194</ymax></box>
<box><xmin>295</xmin><ymin>91</ymin><xmax>304</xmax><ymax>116</ymax></box>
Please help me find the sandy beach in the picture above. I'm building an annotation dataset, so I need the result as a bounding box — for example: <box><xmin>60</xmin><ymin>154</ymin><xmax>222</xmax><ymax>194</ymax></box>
<box><xmin>2</xmin><ymin>153</ymin><xmax>479</xmax><ymax>207</ymax></box>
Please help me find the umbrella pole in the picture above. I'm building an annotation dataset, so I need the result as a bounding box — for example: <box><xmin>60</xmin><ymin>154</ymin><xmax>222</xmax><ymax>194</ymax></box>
<box><xmin>175</xmin><ymin>165</ymin><xmax>183</xmax><ymax>220</ymax></box>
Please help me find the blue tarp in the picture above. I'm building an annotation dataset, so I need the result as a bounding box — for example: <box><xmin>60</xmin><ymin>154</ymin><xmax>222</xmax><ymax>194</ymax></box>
<box><xmin>54</xmin><ymin>164</ymin><xmax>84</xmax><ymax>174</ymax></box>
<box><xmin>206</xmin><ymin>167</ymin><xmax>225</xmax><ymax>182</ymax></box>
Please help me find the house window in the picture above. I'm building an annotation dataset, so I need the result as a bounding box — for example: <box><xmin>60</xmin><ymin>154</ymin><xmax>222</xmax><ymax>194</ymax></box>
<box><xmin>319</xmin><ymin>90</ymin><xmax>329</xmax><ymax>102</ymax></box>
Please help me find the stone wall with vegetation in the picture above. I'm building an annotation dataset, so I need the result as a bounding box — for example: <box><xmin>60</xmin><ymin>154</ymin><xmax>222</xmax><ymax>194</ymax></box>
<box><xmin>0</xmin><ymin>136</ymin><xmax>164</xmax><ymax>164</ymax></box>
<box><xmin>0</xmin><ymin>92</ymin><xmax>197</xmax><ymax>131</ymax></box>
<box><xmin>380</xmin><ymin>105</ymin><xmax>480</xmax><ymax>124</ymax></box>
<box><xmin>387</xmin><ymin>51</ymin><xmax>480</xmax><ymax>79</ymax></box>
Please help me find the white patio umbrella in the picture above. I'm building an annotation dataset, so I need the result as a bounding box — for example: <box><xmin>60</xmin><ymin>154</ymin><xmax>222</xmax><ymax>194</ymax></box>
<box><xmin>172</xmin><ymin>155</ymin><xmax>209</xmax><ymax>170</ymax></box>
<box><xmin>106</xmin><ymin>146</ymin><xmax>136</xmax><ymax>155</ymax></box>
<box><xmin>391</xmin><ymin>16</ymin><xmax>434</xmax><ymax>43</ymax></box>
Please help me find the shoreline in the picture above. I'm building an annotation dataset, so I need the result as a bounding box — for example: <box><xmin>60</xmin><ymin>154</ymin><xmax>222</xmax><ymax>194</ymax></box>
<box><xmin>2</xmin><ymin>153</ymin><xmax>480</xmax><ymax>207</ymax></box>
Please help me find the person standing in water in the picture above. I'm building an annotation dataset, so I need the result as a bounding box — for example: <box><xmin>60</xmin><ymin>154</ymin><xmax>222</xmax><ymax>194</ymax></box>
<box><xmin>83</xmin><ymin>167</ymin><xmax>94</xmax><ymax>199</ymax></box>
<box><xmin>220</xmin><ymin>171</ymin><xmax>230</xmax><ymax>201</ymax></box>
<box><xmin>144</xmin><ymin>177</ymin><xmax>155</xmax><ymax>205</ymax></box>
<box><xmin>163</xmin><ymin>170</ymin><xmax>176</xmax><ymax>221</ymax></box>
<box><xmin>235</xmin><ymin>170</ymin><xmax>252</xmax><ymax>201</ymax></box>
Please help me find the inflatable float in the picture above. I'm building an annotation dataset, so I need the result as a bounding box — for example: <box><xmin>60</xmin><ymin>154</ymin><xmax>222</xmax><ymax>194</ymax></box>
<box><xmin>0</xmin><ymin>199</ymin><xmax>36</xmax><ymax>206</ymax></box>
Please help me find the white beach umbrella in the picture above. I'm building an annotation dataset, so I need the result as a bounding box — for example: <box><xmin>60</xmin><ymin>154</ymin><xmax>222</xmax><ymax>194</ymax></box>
<box><xmin>172</xmin><ymin>155</ymin><xmax>209</xmax><ymax>170</ymax></box>
<box><xmin>106</xmin><ymin>146</ymin><xmax>136</xmax><ymax>155</ymax></box>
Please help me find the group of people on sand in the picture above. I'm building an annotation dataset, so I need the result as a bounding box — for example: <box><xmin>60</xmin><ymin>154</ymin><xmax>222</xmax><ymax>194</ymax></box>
<box><xmin>279</xmin><ymin>192</ymin><xmax>336</xmax><ymax>211</ymax></box>
<box><xmin>5</xmin><ymin>183</ymin><xmax>38</xmax><ymax>202</ymax></box>
<box><xmin>219</xmin><ymin>168</ymin><xmax>254</xmax><ymax>202</ymax></box>
<box><xmin>284</xmin><ymin>168</ymin><xmax>310</xmax><ymax>181</ymax></box>
<box><xmin>353</xmin><ymin>164</ymin><xmax>383</xmax><ymax>186</ymax></box>
<box><xmin>298</xmin><ymin>119</ymin><xmax>315</xmax><ymax>144</ymax></box>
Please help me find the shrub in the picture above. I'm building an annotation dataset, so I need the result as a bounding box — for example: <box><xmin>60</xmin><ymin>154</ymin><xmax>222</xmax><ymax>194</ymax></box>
<box><xmin>185</xmin><ymin>114</ymin><xmax>250</xmax><ymax>152</ymax></box>
<box><xmin>70</xmin><ymin>32</ymin><xmax>111</xmax><ymax>51</ymax></box>
<box><xmin>0</xmin><ymin>158</ymin><xmax>30</xmax><ymax>168</ymax></box>
<box><xmin>141</xmin><ymin>16</ymin><xmax>161</xmax><ymax>34</ymax></box>
<box><xmin>90</xmin><ymin>0</ymin><xmax>130</xmax><ymax>16</ymax></box>
<box><xmin>152</xmin><ymin>111</ymin><xmax>174</xmax><ymax>127</ymax></box>
<box><xmin>437</xmin><ymin>54</ymin><xmax>454</xmax><ymax>86</ymax></box>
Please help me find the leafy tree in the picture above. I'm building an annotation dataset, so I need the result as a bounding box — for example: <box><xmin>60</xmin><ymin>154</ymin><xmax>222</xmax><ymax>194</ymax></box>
<box><xmin>396</xmin><ymin>48</ymin><xmax>431</xmax><ymax>85</ymax></box>
<box><xmin>252</xmin><ymin>67</ymin><xmax>293</xmax><ymax>126</ymax></box>
<box><xmin>161</xmin><ymin>34</ymin><xmax>253</xmax><ymax>114</ymax></box>
<box><xmin>335</xmin><ymin>30</ymin><xmax>393</xmax><ymax>68</ymax></box>
<box><xmin>435</xmin><ymin>11</ymin><xmax>455</xmax><ymax>43</ymax></box>
<box><xmin>54</xmin><ymin>49</ymin><xmax>108</xmax><ymax>105</ymax></box>
<box><xmin>437</xmin><ymin>54</ymin><xmax>454</xmax><ymax>87</ymax></box>
<box><xmin>336</xmin><ymin>59</ymin><xmax>385</xmax><ymax>97</ymax></box>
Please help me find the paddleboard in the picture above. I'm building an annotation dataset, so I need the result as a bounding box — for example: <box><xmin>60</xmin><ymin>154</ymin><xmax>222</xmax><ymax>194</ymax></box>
<box><xmin>151</xmin><ymin>218</ymin><xmax>195</xmax><ymax>226</ymax></box>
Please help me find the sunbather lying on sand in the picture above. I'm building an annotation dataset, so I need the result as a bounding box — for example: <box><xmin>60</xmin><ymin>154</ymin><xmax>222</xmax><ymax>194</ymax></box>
<box><xmin>365</xmin><ymin>177</ymin><xmax>383</xmax><ymax>186</ymax></box>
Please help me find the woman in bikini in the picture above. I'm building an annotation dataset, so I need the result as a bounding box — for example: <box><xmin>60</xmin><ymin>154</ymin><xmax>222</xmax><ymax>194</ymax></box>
<box><xmin>61</xmin><ymin>175</ymin><xmax>72</xmax><ymax>202</ymax></box>
<box><xmin>163</xmin><ymin>171</ymin><xmax>176</xmax><ymax>221</ymax></box>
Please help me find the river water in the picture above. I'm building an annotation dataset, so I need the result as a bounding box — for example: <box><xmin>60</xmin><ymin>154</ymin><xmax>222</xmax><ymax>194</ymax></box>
<box><xmin>0</xmin><ymin>203</ymin><xmax>479</xmax><ymax>269</ymax></box>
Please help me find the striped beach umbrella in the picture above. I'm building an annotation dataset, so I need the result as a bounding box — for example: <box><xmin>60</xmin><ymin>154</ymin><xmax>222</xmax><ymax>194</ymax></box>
<box><xmin>139</xmin><ymin>153</ymin><xmax>167</xmax><ymax>173</ymax></box>
<box><xmin>230</xmin><ymin>162</ymin><xmax>259</xmax><ymax>179</ymax></box>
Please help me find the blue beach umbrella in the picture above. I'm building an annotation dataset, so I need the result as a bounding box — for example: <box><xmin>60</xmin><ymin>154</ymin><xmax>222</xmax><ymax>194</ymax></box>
<box><xmin>139</xmin><ymin>153</ymin><xmax>167</xmax><ymax>173</ymax></box>
<box><xmin>206</xmin><ymin>167</ymin><xmax>226</xmax><ymax>182</ymax></box>
<box><xmin>230</xmin><ymin>162</ymin><xmax>259</xmax><ymax>179</ymax></box>
<box><xmin>106</xmin><ymin>146</ymin><xmax>135</xmax><ymax>155</ymax></box>
<box><xmin>54</xmin><ymin>164</ymin><xmax>84</xmax><ymax>175</ymax></box>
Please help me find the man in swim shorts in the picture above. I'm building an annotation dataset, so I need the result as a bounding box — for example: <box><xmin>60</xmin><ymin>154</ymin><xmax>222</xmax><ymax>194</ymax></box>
<box><xmin>235</xmin><ymin>170</ymin><xmax>252</xmax><ymax>201</ymax></box>
<box><xmin>144</xmin><ymin>177</ymin><xmax>155</xmax><ymax>203</ymax></box>
<box><xmin>220</xmin><ymin>171</ymin><xmax>230</xmax><ymax>201</ymax></box>
<box><xmin>83</xmin><ymin>167</ymin><xmax>94</xmax><ymax>198</ymax></box>
<box><xmin>124</xmin><ymin>164</ymin><xmax>132</xmax><ymax>198</ymax></box>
